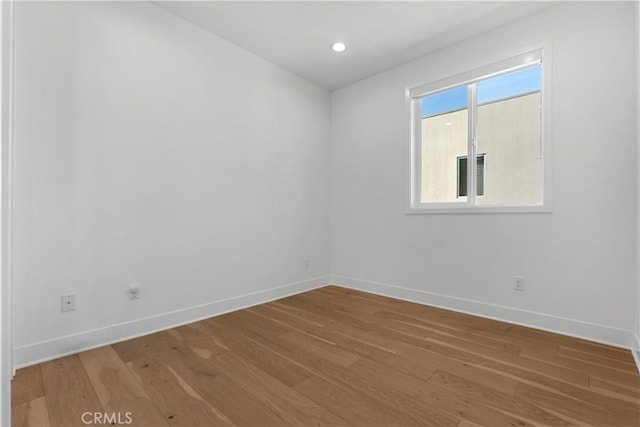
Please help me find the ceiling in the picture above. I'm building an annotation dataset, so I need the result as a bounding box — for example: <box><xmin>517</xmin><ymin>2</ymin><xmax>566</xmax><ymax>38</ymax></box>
<box><xmin>154</xmin><ymin>1</ymin><xmax>558</xmax><ymax>91</ymax></box>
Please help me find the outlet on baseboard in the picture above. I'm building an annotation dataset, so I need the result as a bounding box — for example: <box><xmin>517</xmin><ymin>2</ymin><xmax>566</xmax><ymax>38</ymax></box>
<box><xmin>61</xmin><ymin>295</ymin><xmax>76</xmax><ymax>312</ymax></box>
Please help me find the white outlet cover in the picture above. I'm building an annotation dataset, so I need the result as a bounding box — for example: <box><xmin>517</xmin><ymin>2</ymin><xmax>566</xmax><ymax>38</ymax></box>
<box><xmin>129</xmin><ymin>284</ymin><xmax>140</xmax><ymax>299</ymax></box>
<box><xmin>61</xmin><ymin>294</ymin><xmax>76</xmax><ymax>312</ymax></box>
<box><xmin>513</xmin><ymin>276</ymin><xmax>524</xmax><ymax>290</ymax></box>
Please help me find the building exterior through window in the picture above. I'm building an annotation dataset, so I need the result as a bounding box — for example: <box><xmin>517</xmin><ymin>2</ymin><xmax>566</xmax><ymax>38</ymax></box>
<box><xmin>421</xmin><ymin>90</ymin><xmax>541</xmax><ymax>204</ymax></box>
<box><xmin>411</xmin><ymin>54</ymin><xmax>545</xmax><ymax>211</ymax></box>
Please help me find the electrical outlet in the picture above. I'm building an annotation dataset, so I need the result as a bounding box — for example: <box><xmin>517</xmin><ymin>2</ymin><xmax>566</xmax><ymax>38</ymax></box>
<box><xmin>304</xmin><ymin>259</ymin><xmax>310</xmax><ymax>269</ymax></box>
<box><xmin>61</xmin><ymin>295</ymin><xmax>76</xmax><ymax>312</ymax></box>
<box><xmin>128</xmin><ymin>283</ymin><xmax>140</xmax><ymax>300</ymax></box>
<box><xmin>513</xmin><ymin>276</ymin><xmax>524</xmax><ymax>291</ymax></box>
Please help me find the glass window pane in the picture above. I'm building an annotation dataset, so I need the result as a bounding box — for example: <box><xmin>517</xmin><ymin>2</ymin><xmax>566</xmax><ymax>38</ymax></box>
<box><xmin>476</xmin><ymin>155</ymin><xmax>485</xmax><ymax>196</ymax></box>
<box><xmin>477</xmin><ymin>66</ymin><xmax>541</xmax><ymax>105</ymax></box>
<box><xmin>476</xmin><ymin>65</ymin><xmax>541</xmax><ymax>205</ymax></box>
<box><xmin>422</xmin><ymin>86</ymin><xmax>467</xmax><ymax>118</ymax></box>
<box><xmin>458</xmin><ymin>157</ymin><xmax>467</xmax><ymax>197</ymax></box>
<box><xmin>457</xmin><ymin>155</ymin><xmax>484</xmax><ymax>198</ymax></box>
<box><xmin>421</xmin><ymin>85</ymin><xmax>468</xmax><ymax>203</ymax></box>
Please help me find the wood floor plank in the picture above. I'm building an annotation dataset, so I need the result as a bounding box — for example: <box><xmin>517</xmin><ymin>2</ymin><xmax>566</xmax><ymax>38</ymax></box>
<box><xmin>208</xmin><ymin>351</ymin><xmax>348</xmax><ymax>425</ymax></box>
<box><xmin>222</xmin><ymin>309</ymin><xmax>291</xmax><ymax>336</ymax></box>
<box><xmin>249</xmin><ymin>303</ymin><xmax>327</xmax><ymax>333</ymax></box>
<box><xmin>269</xmin><ymin>299</ymin><xmax>336</xmax><ymax>326</ymax></box>
<box><xmin>13</xmin><ymin>285</ymin><xmax>640</xmax><ymax>427</ymax></box>
<box><xmin>372</xmin><ymin>309</ymin><xmax>522</xmax><ymax>354</ymax></box>
<box><xmin>126</xmin><ymin>354</ymin><xmax>234</xmax><ymax>426</ymax></box>
<box><xmin>348</xmin><ymin>357</ymin><xmax>532</xmax><ymax>427</ymax></box>
<box><xmin>514</xmin><ymin>382</ymin><xmax>638</xmax><ymax>427</ymax></box>
<box><xmin>362</xmin><ymin>294</ymin><xmax>511</xmax><ymax>336</ymax></box>
<box><xmin>284</xmin><ymin>293</ymin><xmax>427</xmax><ymax>348</ymax></box>
<box><xmin>286</xmin><ymin>292</ymin><xmax>362</xmax><ymax>324</ymax></box>
<box><xmin>167</xmin><ymin>324</ymin><xmax>229</xmax><ymax>359</ymax></box>
<box><xmin>11</xmin><ymin>396</ymin><xmax>51</xmax><ymax>427</ymax></box>
<box><xmin>112</xmin><ymin>334</ymin><xmax>157</xmax><ymax>363</ymax></box>
<box><xmin>198</xmin><ymin>319</ymin><xmax>312</xmax><ymax>387</ymax></box>
<box><xmin>559</xmin><ymin>346</ymin><xmax>638</xmax><ymax>372</ymax></box>
<box><xmin>375</xmin><ymin>315</ymin><xmax>526</xmax><ymax>369</ymax></box>
<box><xmin>455</xmin><ymin>324</ymin><xmax>562</xmax><ymax>354</ymax></box>
<box><xmin>188</xmin><ymin>373</ymin><xmax>289</xmax><ymax>426</ymax></box>
<box><xmin>505</xmin><ymin>324</ymin><xmax>585</xmax><ymax>351</ymax></box>
<box><xmin>306</xmin><ymin>319</ymin><xmax>520</xmax><ymax>397</ymax></box>
<box><xmin>368</xmin><ymin>313</ymin><xmax>591</xmax><ymax>388</ymax></box>
<box><xmin>294</xmin><ymin>374</ymin><xmax>426</xmax><ymax>426</ymax></box>
<box><xmin>456</xmin><ymin>421</ymin><xmax>484</xmax><ymax>427</ymax></box>
<box><xmin>427</xmin><ymin>369</ymin><xmax>571</xmax><ymax>426</ymax></box>
<box><xmin>11</xmin><ymin>365</ymin><xmax>44</xmax><ymax>409</ymax></box>
<box><xmin>323</xmin><ymin>316</ymin><xmax>405</xmax><ymax>353</ymax></box>
<box><xmin>40</xmin><ymin>355</ymin><xmax>104</xmax><ymax>427</ymax></box>
<box><xmin>313</xmin><ymin>324</ymin><xmax>431</xmax><ymax>376</ymax></box>
<box><xmin>279</xmin><ymin>330</ymin><xmax>360</xmax><ymax>368</ymax></box>
<box><xmin>11</xmin><ymin>402</ymin><xmax>29</xmax><ymax>427</ymax></box>
<box><xmin>214</xmin><ymin>311</ymin><xmax>291</xmax><ymax>345</ymax></box>
<box><xmin>314</xmin><ymin>356</ymin><xmax>461</xmax><ymax>425</ymax></box>
<box><xmin>318</xmin><ymin>286</ymin><xmax>407</xmax><ymax>311</ymax></box>
<box><xmin>525</xmin><ymin>375</ymin><xmax>640</xmax><ymax>423</ymax></box>
<box><xmin>305</xmin><ymin>291</ymin><xmax>384</xmax><ymax>316</ymax></box>
<box><xmin>167</xmin><ymin>317</ymin><xmax>329</xmax><ymax>424</ymax></box>
<box><xmin>519</xmin><ymin>346</ymin><xmax>640</xmax><ymax>388</ymax></box>
<box><xmin>393</xmin><ymin>341</ymin><xmax>519</xmax><ymax>396</ymax></box>
<box><xmin>78</xmin><ymin>345</ymin><xmax>169</xmax><ymax>426</ymax></box>
<box><xmin>149</xmin><ymin>329</ymin><xmax>288</xmax><ymax>426</ymax></box>
<box><xmin>589</xmin><ymin>376</ymin><xmax>640</xmax><ymax>403</ymax></box>
<box><xmin>574</xmin><ymin>339</ymin><xmax>637</xmax><ymax>363</ymax></box>
<box><xmin>144</xmin><ymin>330</ymin><xmax>225</xmax><ymax>379</ymax></box>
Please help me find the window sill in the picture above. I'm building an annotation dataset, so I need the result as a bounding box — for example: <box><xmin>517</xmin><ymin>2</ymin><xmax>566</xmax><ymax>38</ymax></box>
<box><xmin>407</xmin><ymin>204</ymin><xmax>552</xmax><ymax>214</ymax></box>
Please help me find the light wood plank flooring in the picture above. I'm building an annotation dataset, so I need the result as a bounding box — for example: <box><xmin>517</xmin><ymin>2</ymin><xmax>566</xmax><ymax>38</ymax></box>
<box><xmin>12</xmin><ymin>286</ymin><xmax>640</xmax><ymax>426</ymax></box>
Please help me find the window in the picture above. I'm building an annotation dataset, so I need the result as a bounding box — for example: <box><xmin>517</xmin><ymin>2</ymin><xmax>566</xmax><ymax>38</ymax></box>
<box><xmin>457</xmin><ymin>154</ymin><xmax>485</xmax><ymax>198</ymax></box>
<box><xmin>409</xmin><ymin>48</ymin><xmax>550</xmax><ymax>213</ymax></box>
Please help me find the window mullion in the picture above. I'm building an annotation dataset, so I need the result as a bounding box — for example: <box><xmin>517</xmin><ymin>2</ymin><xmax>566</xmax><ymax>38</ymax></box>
<box><xmin>467</xmin><ymin>83</ymin><xmax>477</xmax><ymax>206</ymax></box>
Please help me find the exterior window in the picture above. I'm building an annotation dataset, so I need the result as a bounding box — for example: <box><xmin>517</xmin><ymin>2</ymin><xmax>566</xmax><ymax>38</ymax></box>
<box><xmin>457</xmin><ymin>154</ymin><xmax>485</xmax><ymax>198</ymax></box>
<box><xmin>409</xmin><ymin>49</ymin><xmax>549</xmax><ymax>212</ymax></box>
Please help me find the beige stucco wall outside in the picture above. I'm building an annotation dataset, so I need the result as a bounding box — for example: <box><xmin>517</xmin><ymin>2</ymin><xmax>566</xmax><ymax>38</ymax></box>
<box><xmin>421</xmin><ymin>92</ymin><xmax>541</xmax><ymax>204</ymax></box>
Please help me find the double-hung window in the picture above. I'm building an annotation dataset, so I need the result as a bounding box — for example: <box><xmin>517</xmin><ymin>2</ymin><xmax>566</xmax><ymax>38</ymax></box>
<box><xmin>409</xmin><ymin>48</ymin><xmax>550</xmax><ymax>213</ymax></box>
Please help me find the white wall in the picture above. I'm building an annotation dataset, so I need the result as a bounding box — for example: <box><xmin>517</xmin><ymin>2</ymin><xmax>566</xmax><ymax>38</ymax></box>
<box><xmin>12</xmin><ymin>1</ymin><xmax>331</xmax><ymax>366</ymax></box>
<box><xmin>332</xmin><ymin>1</ymin><xmax>638</xmax><ymax>347</ymax></box>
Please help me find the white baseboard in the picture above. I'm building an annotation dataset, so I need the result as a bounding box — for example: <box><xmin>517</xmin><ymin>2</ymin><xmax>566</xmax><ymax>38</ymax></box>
<box><xmin>14</xmin><ymin>274</ymin><xmax>639</xmax><ymax>371</ymax></box>
<box><xmin>14</xmin><ymin>276</ymin><xmax>330</xmax><ymax>369</ymax></box>
<box><xmin>332</xmin><ymin>275</ymin><xmax>636</xmax><ymax>351</ymax></box>
<box><xmin>633</xmin><ymin>335</ymin><xmax>640</xmax><ymax>374</ymax></box>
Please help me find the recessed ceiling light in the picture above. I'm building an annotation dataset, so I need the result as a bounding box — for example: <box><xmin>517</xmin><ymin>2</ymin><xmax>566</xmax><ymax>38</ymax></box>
<box><xmin>330</xmin><ymin>42</ymin><xmax>347</xmax><ymax>53</ymax></box>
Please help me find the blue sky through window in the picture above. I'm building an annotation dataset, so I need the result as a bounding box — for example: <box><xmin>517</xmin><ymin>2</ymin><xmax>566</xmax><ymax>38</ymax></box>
<box><xmin>421</xmin><ymin>64</ymin><xmax>541</xmax><ymax>118</ymax></box>
<box><xmin>421</xmin><ymin>86</ymin><xmax>467</xmax><ymax>119</ymax></box>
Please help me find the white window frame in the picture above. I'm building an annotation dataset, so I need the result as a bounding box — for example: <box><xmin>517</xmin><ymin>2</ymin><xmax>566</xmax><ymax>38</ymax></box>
<box><xmin>407</xmin><ymin>46</ymin><xmax>552</xmax><ymax>214</ymax></box>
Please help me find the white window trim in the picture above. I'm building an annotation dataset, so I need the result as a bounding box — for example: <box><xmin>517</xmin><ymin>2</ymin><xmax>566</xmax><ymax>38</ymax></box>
<box><xmin>407</xmin><ymin>44</ymin><xmax>552</xmax><ymax>214</ymax></box>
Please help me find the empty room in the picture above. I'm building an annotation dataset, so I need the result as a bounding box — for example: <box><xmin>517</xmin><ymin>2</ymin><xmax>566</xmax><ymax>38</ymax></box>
<box><xmin>1</xmin><ymin>0</ymin><xmax>640</xmax><ymax>426</ymax></box>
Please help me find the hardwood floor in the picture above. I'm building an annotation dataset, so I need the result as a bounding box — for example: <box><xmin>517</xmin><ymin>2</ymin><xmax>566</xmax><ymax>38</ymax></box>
<box><xmin>11</xmin><ymin>286</ymin><xmax>640</xmax><ymax>426</ymax></box>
